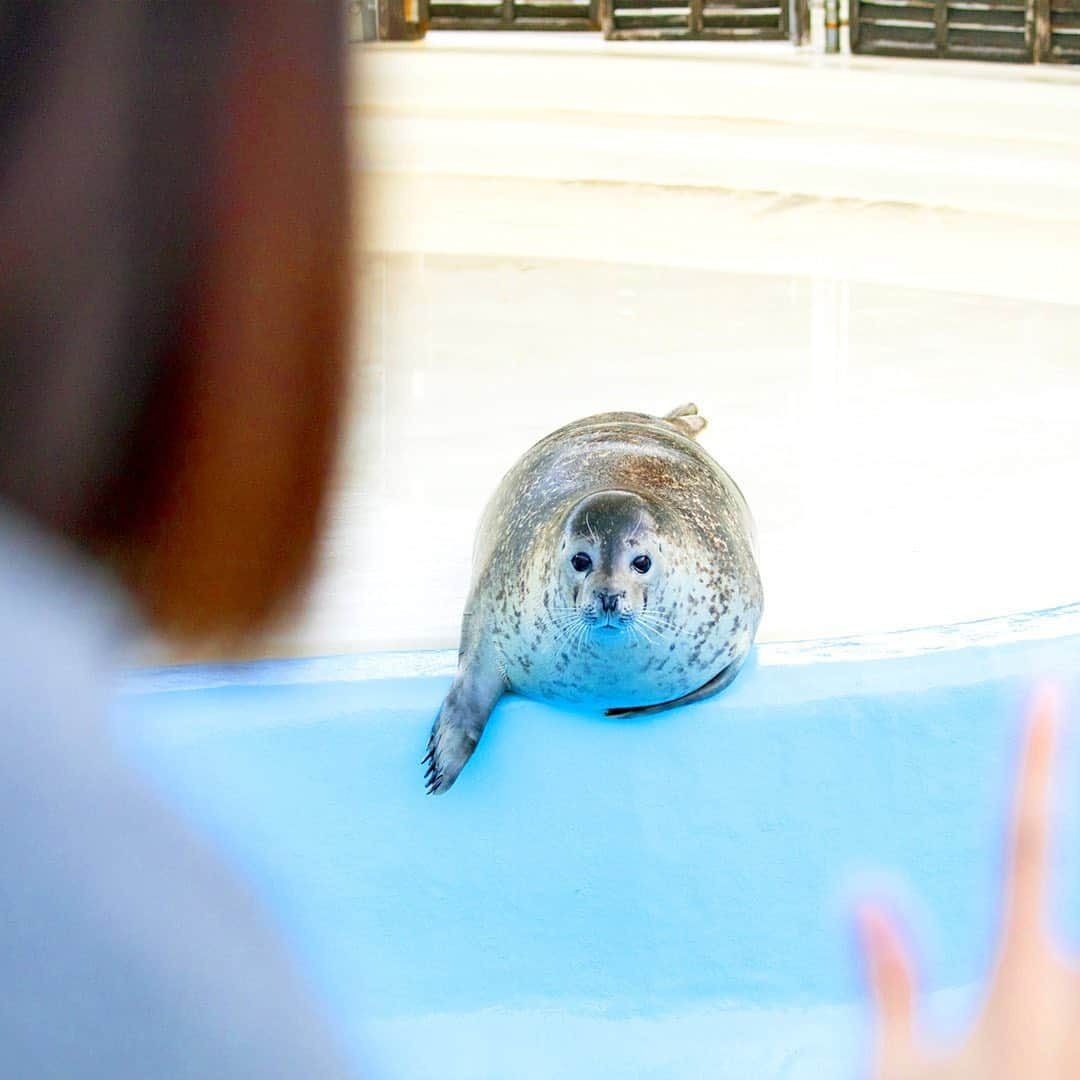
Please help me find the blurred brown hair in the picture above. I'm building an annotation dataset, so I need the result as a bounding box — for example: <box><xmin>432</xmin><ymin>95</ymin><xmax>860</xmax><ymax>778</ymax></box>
<box><xmin>0</xmin><ymin>2</ymin><xmax>350</xmax><ymax>643</ymax></box>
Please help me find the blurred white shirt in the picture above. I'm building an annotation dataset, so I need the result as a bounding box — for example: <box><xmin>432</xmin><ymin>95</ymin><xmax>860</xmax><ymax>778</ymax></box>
<box><xmin>0</xmin><ymin>508</ymin><xmax>354</xmax><ymax>1078</ymax></box>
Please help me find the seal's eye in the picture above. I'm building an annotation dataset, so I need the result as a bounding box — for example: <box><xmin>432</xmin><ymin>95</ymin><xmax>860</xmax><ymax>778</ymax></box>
<box><xmin>570</xmin><ymin>553</ymin><xmax>592</xmax><ymax>573</ymax></box>
<box><xmin>631</xmin><ymin>555</ymin><xmax>652</xmax><ymax>574</ymax></box>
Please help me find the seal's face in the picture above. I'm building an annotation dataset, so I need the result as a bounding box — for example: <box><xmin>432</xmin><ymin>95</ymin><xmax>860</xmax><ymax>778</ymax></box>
<box><xmin>557</xmin><ymin>490</ymin><xmax>667</xmax><ymax>644</ymax></box>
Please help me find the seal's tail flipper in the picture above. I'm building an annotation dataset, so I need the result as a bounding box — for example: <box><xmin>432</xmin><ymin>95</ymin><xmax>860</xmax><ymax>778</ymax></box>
<box><xmin>605</xmin><ymin>655</ymin><xmax>742</xmax><ymax>719</ymax></box>
<box><xmin>664</xmin><ymin>402</ymin><xmax>707</xmax><ymax>440</ymax></box>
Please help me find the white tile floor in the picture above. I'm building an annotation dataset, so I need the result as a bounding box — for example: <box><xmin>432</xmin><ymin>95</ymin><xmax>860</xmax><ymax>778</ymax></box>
<box><xmin>258</xmin><ymin>36</ymin><xmax>1080</xmax><ymax>659</ymax></box>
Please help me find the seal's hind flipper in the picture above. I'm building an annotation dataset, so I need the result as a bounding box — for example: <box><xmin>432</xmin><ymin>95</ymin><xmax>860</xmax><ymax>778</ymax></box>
<box><xmin>605</xmin><ymin>656</ymin><xmax>742</xmax><ymax>719</ymax></box>
<box><xmin>663</xmin><ymin>402</ymin><xmax>707</xmax><ymax>440</ymax></box>
<box><xmin>424</xmin><ymin>657</ymin><xmax>506</xmax><ymax>794</ymax></box>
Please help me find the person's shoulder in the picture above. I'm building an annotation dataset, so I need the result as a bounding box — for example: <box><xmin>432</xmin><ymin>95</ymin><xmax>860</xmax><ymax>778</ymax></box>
<box><xmin>0</xmin><ymin>510</ymin><xmax>354</xmax><ymax>1078</ymax></box>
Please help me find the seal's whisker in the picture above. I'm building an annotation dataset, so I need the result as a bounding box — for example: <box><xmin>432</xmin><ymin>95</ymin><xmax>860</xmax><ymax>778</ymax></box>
<box><xmin>551</xmin><ymin>617</ymin><xmax>582</xmax><ymax>647</ymax></box>
<box><xmin>633</xmin><ymin>609</ymin><xmax>673</xmax><ymax>628</ymax></box>
<box><xmin>548</xmin><ymin>608</ymin><xmax>585</xmax><ymax>627</ymax></box>
<box><xmin>560</xmin><ymin>616</ymin><xmax>580</xmax><ymax>651</ymax></box>
<box><xmin>638</xmin><ymin>613</ymin><xmax>678</xmax><ymax>626</ymax></box>
<box><xmin>636</xmin><ymin>614</ymin><xmax>680</xmax><ymax>635</ymax></box>
<box><xmin>585</xmin><ymin>513</ymin><xmax>600</xmax><ymax>547</ymax></box>
<box><xmin>639</xmin><ymin>616</ymin><xmax>679</xmax><ymax>646</ymax></box>
<box><xmin>636</xmin><ymin>610</ymin><xmax>680</xmax><ymax>626</ymax></box>
<box><xmin>631</xmin><ymin>620</ymin><xmax>665</xmax><ymax>647</ymax></box>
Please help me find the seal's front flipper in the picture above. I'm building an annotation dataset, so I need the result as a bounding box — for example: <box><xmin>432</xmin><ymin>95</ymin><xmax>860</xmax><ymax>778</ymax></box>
<box><xmin>663</xmin><ymin>402</ymin><xmax>707</xmax><ymax>440</ymax></box>
<box><xmin>424</xmin><ymin>660</ymin><xmax>506</xmax><ymax>794</ymax></box>
<box><xmin>605</xmin><ymin>656</ymin><xmax>742</xmax><ymax>719</ymax></box>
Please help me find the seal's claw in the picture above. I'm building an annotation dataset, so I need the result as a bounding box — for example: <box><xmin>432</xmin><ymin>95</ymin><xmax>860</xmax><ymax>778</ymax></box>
<box><xmin>423</xmin><ymin>708</ymin><xmax>482</xmax><ymax>795</ymax></box>
<box><xmin>423</xmin><ymin>664</ymin><xmax>503</xmax><ymax>796</ymax></box>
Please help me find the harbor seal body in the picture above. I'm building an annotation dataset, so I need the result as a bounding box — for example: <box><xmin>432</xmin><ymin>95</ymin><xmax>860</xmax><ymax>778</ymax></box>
<box><xmin>424</xmin><ymin>404</ymin><xmax>762</xmax><ymax>794</ymax></box>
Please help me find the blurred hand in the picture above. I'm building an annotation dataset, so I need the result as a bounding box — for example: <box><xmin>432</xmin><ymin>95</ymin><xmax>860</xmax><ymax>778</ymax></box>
<box><xmin>859</xmin><ymin>691</ymin><xmax>1080</xmax><ymax>1079</ymax></box>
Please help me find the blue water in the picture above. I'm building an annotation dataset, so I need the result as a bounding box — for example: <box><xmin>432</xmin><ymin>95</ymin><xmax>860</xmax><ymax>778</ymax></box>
<box><xmin>114</xmin><ymin>612</ymin><xmax>1080</xmax><ymax>1079</ymax></box>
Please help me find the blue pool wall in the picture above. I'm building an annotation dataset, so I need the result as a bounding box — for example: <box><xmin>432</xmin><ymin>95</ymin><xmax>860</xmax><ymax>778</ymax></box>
<box><xmin>115</xmin><ymin>604</ymin><xmax>1080</xmax><ymax>1079</ymax></box>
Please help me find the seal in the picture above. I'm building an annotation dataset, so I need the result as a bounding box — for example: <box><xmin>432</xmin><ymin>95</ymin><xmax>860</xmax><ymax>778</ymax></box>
<box><xmin>423</xmin><ymin>403</ymin><xmax>763</xmax><ymax>794</ymax></box>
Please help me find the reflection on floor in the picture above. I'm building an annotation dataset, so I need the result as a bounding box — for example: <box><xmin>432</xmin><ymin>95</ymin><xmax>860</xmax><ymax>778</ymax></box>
<box><xmin>272</xmin><ymin>253</ymin><xmax>1080</xmax><ymax>656</ymax></box>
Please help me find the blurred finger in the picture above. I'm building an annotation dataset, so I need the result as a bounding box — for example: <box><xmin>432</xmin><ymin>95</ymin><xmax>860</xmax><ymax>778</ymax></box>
<box><xmin>1001</xmin><ymin>687</ymin><xmax>1060</xmax><ymax>959</ymax></box>
<box><xmin>858</xmin><ymin>905</ymin><xmax>918</xmax><ymax>1073</ymax></box>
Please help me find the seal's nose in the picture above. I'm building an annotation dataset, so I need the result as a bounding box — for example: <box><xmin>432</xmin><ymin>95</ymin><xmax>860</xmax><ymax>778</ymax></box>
<box><xmin>595</xmin><ymin>590</ymin><xmax>624</xmax><ymax>614</ymax></box>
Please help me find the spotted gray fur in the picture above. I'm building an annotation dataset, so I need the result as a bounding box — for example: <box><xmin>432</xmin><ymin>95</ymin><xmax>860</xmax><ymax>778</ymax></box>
<box><xmin>423</xmin><ymin>404</ymin><xmax>763</xmax><ymax>794</ymax></box>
